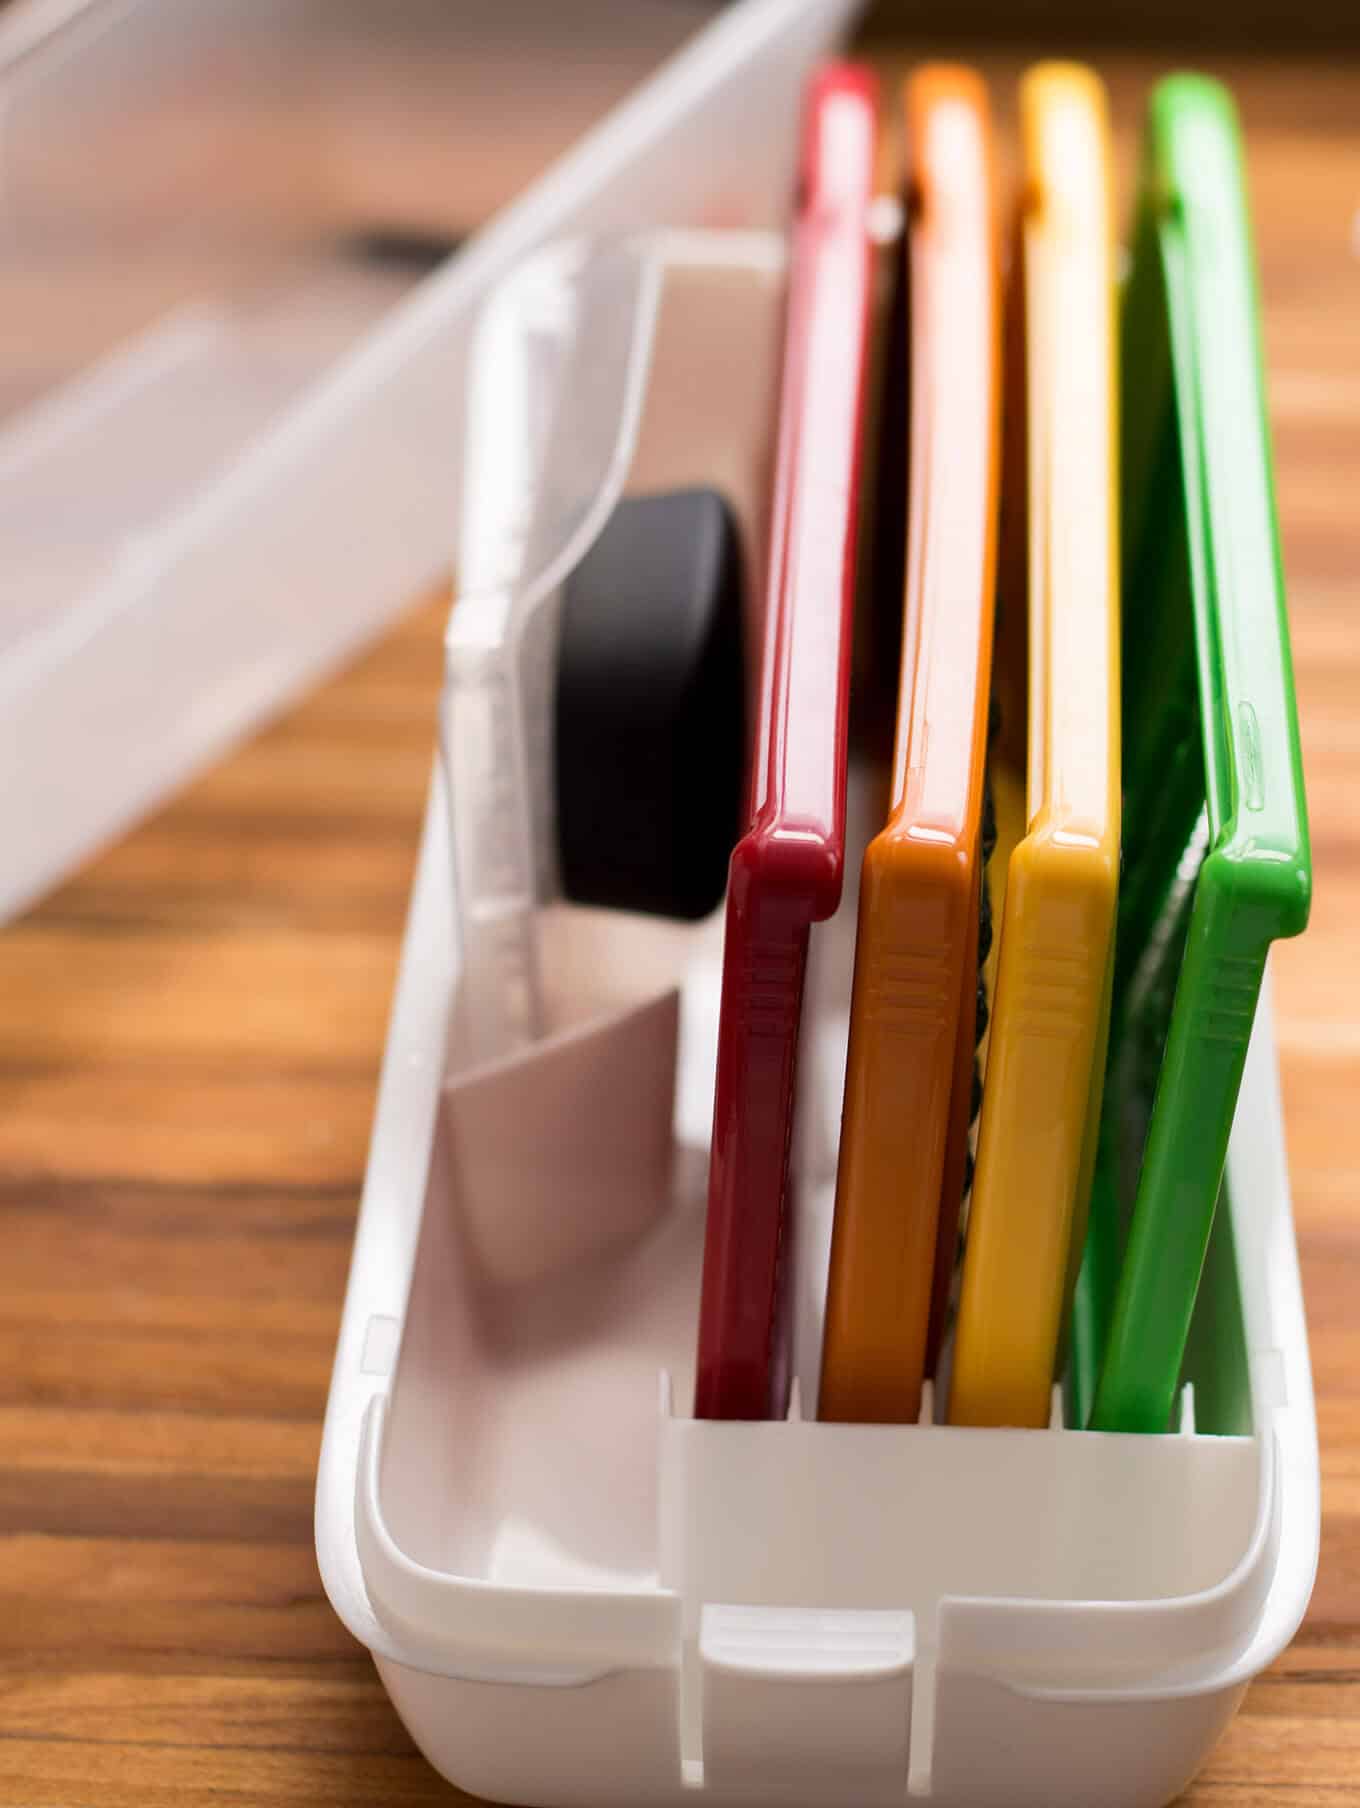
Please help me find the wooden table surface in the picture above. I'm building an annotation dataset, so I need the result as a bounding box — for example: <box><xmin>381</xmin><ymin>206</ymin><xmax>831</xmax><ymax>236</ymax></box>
<box><xmin>3</xmin><ymin>45</ymin><xmax>1358</xmax><ymax>1808</ymax></box>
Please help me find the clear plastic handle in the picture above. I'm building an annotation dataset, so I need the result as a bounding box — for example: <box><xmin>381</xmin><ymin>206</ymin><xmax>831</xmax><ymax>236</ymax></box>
<box><xmin>442</xmin><ymin>237</ymin><xmax>664</xmax><ymax>1061</ymax></box>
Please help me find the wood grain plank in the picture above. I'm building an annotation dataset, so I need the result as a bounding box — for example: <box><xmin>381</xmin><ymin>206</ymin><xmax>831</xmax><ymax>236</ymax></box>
<box><xmin>0</xmin><ymin>1742</ymin><xmax>462</xmax><ymax>1808</ymax></box>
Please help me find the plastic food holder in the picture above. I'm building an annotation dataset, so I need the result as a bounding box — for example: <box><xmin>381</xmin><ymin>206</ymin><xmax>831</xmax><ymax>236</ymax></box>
<box><xmin>314</xmin><ymin>221</ymin><xmax>1320</xmax><ymax>1807</ymax></box>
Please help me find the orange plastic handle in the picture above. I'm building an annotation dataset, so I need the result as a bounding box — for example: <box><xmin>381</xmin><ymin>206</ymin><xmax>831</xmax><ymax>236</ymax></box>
<box><xmin>819</xmin><ymin>66</ymin><xmax>1000</xmax><ymax>1424</ymax></box>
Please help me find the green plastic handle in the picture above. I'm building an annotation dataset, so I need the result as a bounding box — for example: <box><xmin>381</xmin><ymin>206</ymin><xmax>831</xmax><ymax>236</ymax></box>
<box><xmin>1081</xmin><ymin>75</ymin><xmax>1311</xmax><ymax>1433</ymax></box>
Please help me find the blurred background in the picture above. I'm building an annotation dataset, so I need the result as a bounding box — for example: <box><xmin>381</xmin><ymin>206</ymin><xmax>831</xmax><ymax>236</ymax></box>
<box><xmin>859</xmin><ymin>0</ymin><xmax>1360</xmax><ymax>46</ymax></box>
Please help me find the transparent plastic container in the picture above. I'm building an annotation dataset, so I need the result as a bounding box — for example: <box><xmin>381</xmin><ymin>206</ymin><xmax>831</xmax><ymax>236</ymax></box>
<box><xmin>443</xmin><ymin>231</ymin><xmax>786</xmax><ymax>1062</ymax></box>
<box><xmin>0</xmin><ymin>0</ymin><xmax>861</xmax><ymax>918</ymax></box>
<box><xmin>316</xmin><ymin>230</ymin><xmax>1320</xmax><ymax>1808</ymax></box>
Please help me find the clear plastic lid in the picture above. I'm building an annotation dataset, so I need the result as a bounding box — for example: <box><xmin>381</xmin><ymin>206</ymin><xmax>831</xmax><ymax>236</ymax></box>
<box><xmin>0</xmin><ymin>0</ymin><xmax>859</xmax><ymax>919</ymax></box>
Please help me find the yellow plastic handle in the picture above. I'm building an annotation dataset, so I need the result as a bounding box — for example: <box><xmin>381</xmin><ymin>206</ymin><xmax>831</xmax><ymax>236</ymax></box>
<box><xmin>949</xmin><ymin>64</ymin><xmax>1120</xmax><ymax>1430</ymax></box>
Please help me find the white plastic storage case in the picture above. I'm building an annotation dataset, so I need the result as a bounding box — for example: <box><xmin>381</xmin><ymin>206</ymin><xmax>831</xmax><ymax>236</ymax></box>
<box><xmin>315</xmin><ymin>223</ymin><xmax>1320</xmax><ymax>1808</ymax></box>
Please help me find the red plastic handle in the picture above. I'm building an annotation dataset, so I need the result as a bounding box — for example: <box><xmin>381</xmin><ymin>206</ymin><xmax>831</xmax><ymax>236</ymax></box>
<box><xmin>694</xmin><ymin>63</ymin><xmax>878</xmax><ymax>1421</ymax></box>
